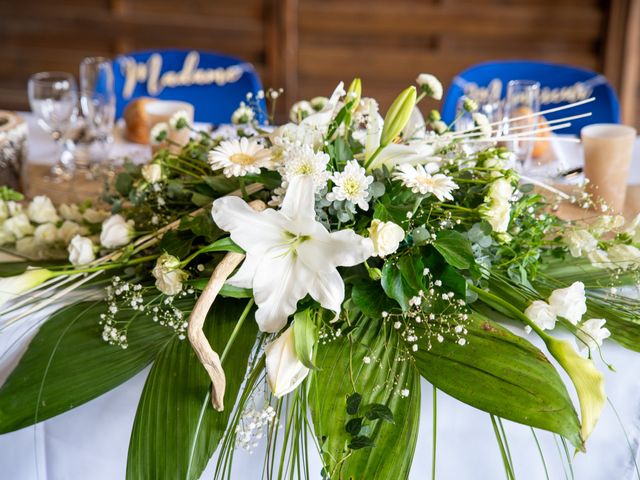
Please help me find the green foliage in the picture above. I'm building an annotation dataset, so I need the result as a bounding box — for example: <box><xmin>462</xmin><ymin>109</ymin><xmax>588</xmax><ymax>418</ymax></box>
<box><xmin>310</xmin><ymin>317</ymin><xmax>420</xmax><ymax>480</ymax></box>
<box><xmin>292</xmin><ymin>308</ymin><xmax>318</xmax><ymax>369</ymax></box>
<box><xmin>126</xmin><ymin>298</ymin><xmax>257</xmax><ymax>480</ymax></box>
<box><xmin>412</xmin><ymin>311</ymin><xmax>582</xmax><ymax>448</ymax></box>
<box><xmin>433</xmin><ymin>230</ymin><xmax>475</xmax><ymax>270</ymax></box>
<box><xmin>0</xmin><ymin>301</ymin><xmax>173</xmax><ymax>433</ymax></box>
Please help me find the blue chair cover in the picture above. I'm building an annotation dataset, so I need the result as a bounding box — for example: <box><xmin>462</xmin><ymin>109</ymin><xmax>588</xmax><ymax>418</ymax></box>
<box><xmin>441</xmin><ymin>60</ymin><xmax>620</xmax><ymax>135</ymax></box>
<box><xmin>113</xmin><ymin>49</ymin><xmax>265</xmax><ymax>124</ymax></box>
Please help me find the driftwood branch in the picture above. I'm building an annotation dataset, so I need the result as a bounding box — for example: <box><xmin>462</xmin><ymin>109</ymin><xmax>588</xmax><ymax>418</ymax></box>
<box><xmin>187</xmin><ymin>199</ymin><xmax>265</xmax><ymax>411</ymax></box>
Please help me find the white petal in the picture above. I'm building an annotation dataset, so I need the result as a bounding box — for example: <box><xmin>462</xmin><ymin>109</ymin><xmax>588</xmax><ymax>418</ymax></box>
<box><xmin>307</xmin><ymin>268</ymin><xmax>345</xmax><ymax>315</ymax></box>
<box><xmin>279</xmin><ymin>176</ymin><xmax>316</xmax><ymax>224</ymax></box>
<box><xmin>252</xmin><ymin>251</ymin><xmax>311</xmax><ymax>333</ymax></box>
<box><xmin>212</xmin><ymin>197</ymin><xmax>286</xmax><ymax>253</ymax></box>
<box><xmin>226</xmin><ymin>253</ymin><xmax>260</xmax><ymax>289</ymax></box>
<box><xmin>298</xmin><ymin>229</ymin><xmax>373</xmax><ymax>272</ymax></box>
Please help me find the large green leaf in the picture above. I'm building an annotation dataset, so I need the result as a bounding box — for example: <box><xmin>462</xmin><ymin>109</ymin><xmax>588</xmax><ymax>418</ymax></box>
<box><xmin>310</xmin><ymin>317</ymin><xmax>421</xmax><ymax>480</ymax></box>
<box><xmin>413</xmin><ymin>311</ymin><xmax>582</xmax><ymax>447</ymax></box>
<box><xmin>0</xmin><ymin>301</ymin><xmax>173</xmax><ymax>433</ymax></box>
<box><xmin>433</xmin><ymin>230</ymin><xmax>475</xmax><ymax>270</ymax></box>
<box><xmin>126</xmin><ymin>298</ymin><xmax>257</xmax><ymax>480</ymax></box>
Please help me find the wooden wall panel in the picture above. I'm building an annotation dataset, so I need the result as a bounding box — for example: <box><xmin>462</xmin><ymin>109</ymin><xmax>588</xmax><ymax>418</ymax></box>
<box><xmin>0</xmin><ymin>0</ymin><xmax>637</xmax><ymax>126</ymax></box>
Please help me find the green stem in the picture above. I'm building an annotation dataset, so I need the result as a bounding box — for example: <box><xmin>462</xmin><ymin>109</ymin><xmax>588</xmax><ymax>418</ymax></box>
<box><xmin>51</xmin><ymin>254</ymin><xmax>158</xmax><ymax>277</ymax></box>
<box><xmin>220</xmin><ymin>298</ymin><xmax>255</xmax><ymax>362</ymax></box>
<box><xmin>363</xmin><ymin>144</ymin><xmax>384</xmax><ymax>170</ymax></box>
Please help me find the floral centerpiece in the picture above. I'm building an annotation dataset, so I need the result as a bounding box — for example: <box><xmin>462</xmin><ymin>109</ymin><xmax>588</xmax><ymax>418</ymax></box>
<box><xmin>0</xmin><ymin>75</ymin><xmax>639</xmax><ymax>479</ymax></box>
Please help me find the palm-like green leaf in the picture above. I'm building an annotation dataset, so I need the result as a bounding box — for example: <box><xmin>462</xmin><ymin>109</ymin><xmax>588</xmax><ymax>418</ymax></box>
<box><xmin>310</xmin><ymin>317</ymin><xmax>420</xmax><ymax>480</ymax></box>
<box><xmin>126</xmin><ymin>298</ymin><xmax>257</xmax><ymax>480</ymax></box>
<box><xmin>0</xmin><ymin>301</ymin><xmax>173</xmax><ymax>433</ymax></box>
<box><xmin>413</xmin><ymin>311</ymin><xmax>582</xmax><ymax>448</ymax></box>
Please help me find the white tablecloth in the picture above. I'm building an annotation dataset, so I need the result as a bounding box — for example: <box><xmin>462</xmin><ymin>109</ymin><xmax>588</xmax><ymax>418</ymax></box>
<box><xmin>1</xmin><ymin>115</ymin><xmax>640</xmax><ymax>479</ymax></box>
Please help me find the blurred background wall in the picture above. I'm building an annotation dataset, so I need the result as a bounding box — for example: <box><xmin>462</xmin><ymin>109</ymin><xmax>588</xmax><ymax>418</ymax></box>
<box><xmin>0</xmin><ymin>0</ymin><xmax>638</xmax><ymax>125</ymax></box>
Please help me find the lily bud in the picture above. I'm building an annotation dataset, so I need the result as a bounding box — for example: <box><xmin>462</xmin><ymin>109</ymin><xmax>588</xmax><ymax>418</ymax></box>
<box><xmin>0</xmin><ymin>268</ymin><xmax>54</xmax><ymax>308</ymax></box>
<box><xmin>546</xmin><ymin>336</ymin><xmax>605</xmax><ymax>448</ymax></box>
<box><xmin>346</xmin><ymin>78</ymin><xmax>362</xmax><ymax>113</ymax></box>
<box><xmin>380</xmin><ymin>86</ymin><xmax>417</xmax><ymax>147</ymax></box>
<box><xmin>265</xmin><ymin>324</ymin><xmax>310</xmax><ymax>398</ymax></box>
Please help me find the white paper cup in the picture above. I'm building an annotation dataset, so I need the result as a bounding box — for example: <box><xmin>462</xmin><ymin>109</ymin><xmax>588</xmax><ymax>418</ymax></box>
<box><xmin>581</xmin><ymin>123</ymin><xmax>636</xmax><ymax>212</ymax></box>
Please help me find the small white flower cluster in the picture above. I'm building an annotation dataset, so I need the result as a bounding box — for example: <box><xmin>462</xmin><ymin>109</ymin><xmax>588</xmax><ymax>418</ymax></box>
<box><xmin>523</xmin><ymin>281</ymin><xmax>611</xmax><ymax>352</ymax></box>
<box><xmin>100</xmin><ymin>276</ymin><xmax>145</xmax><ymax>349</ymax></box>
<box><xmin>234</xmin><ymin>406</ymin><xmax>276</xmax><ymax>452</ymax></box>
<box><xmin>382</xmin><ymin>267</ymin><xmax>470</xmax><ymax>352</ymax></box>
<box><xmin>149</xmin><ymin>293</ymin><xmax>192</xmax><ymax>340</ymax></box>
<box><xmin>326</xmin><ymin>160</ymin><xmax>373</xmax><ymax>211</ymax></box>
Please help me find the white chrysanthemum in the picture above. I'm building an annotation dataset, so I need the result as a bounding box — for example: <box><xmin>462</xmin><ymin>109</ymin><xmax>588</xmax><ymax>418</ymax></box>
<box><xmin>231</xmin><ymin>102</ymin><xmax>255</xmax><ymax>125</ymax></box>
<box><xmin>472</xmin><ymin>113</ymin><xmax>492</xmax><ymax>138</ymax></box>
<box><xmin>150</xmin><ymin>122</ymin><xmax>169</xmax><ymax>145</ymax></box>
<box><xmin>416</xmin><ymin>74</ymin><xmax>443</xmax><ymax>100</ymax></box>
<box><xmin>393</xmin><ymin>163</ymin><xmax>458</xmax><ymax>201</ymax></box>
<box><xmin>208</xmin><ymin>137</ymin><xmax>273</xmax><ymax>178</ymax></box>
<box><xmin>169</xmin><ymin>110</ymin><xmax>190</xmax><ymax>130</ymax></box>
<box><xmin>326</xmin><ymin>160</ymin><xmax>373</xmax><ymax>210</ymax></box>
<box><xmin>282</xmin><ymin>143</ymin><xmax>330</xmax><ymax>191</ymax></box>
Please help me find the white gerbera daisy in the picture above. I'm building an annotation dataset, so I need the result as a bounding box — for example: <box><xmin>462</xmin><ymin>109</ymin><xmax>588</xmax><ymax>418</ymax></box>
<box><xmin>208</xmin><ymin>137</ymin><xmax>272</xmax><ymax>178</ymax></box>
<box><xmin>283</xmin><ymin>143</ymin><xmax>330</xmax><ymax>191</ymax></box>
<box><xmin>150</xmin><ymin>122</ymin><xmax>169</xmax><ymax>145</ymax></box>
<box><xmin>327</xmin><ymin>160</ymin><xmax>374</xmax><ymax>210</ymax></box>
<box><xmin>416</xmin><ymin>74</ymin><xmax>443</xmax><ymax>101</ymax></box>
<box><xmin>393</xmin><ymin>163</ymin><xmax>458</xmax><ymax>201</ymax></box>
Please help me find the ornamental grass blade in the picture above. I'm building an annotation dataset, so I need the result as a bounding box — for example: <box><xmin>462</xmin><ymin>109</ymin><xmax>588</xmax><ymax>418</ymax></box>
<box><xmin>126</xmin><ymin>298</ymin><xmax>257</xmax><ymax>480</ymax></box>
<box><xmin>310</xmin><ymin>317</ymin><xmax>420</xmax><ymax>480</ymax></box>
<box><xmin>413</xmin><ymin>311</ymin><xmax>582</xmax><ymax>449</ymax></box>
<box><xmin>0</xmin><ymin>300</ymin><xmax>173</xmax><ymax>434</ymax></box>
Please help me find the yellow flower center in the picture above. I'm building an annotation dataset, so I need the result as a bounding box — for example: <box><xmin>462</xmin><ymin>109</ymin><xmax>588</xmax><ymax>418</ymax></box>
<box><xmin>230</xmin><ymin>153</ymin><xmax>256</xmax><ymax>166</ymax></box>
<box><xmin>342</xmin><ymin>178</ymin><xmax>361</xmax><ymax>197</ymax></box>
<box><xmin>295</xmin><ymin>163</ymin><xmax>313</xmax><ymax>175</ymax></box>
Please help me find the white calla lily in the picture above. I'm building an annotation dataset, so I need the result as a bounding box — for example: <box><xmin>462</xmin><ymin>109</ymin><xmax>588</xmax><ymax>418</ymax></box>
<box><xmin>211</xmin><ymin>176</ymin><xmax>373</xmax><ymax>333</ymax></box>
<box><xmin>0</xmin><ymin>268</ymin><xmax>54</xmax><ymax>309</ymax></box>
<box><xmin>265</xmin><ymin>324</ymin><xmax>309</xmax><ymax>397</ymax></box>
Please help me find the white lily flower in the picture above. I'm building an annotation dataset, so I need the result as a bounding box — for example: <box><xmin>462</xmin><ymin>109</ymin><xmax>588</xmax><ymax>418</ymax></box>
<box><xmin>368</xmin><ymin>142</ymin><xmax>440</xmax><ymax>171</ymax></box>
<box><xmin>265</xmin><ymin>324</ymin><xmax>309</xmax><ymax>397</ymax></box>
<box><xmin>0</xmin><ymin>268</ymin><xmax>54</xmax><ymax>309</ymax></box>
<box><xmin>402</xmin><ymin>106</ymin><xmax>427</xmax><ymax>140</ymax></box>
<box><xmin>211</xmin><ymin>176</ymin><xmax>373</xmax><ymax>333</ymax></box>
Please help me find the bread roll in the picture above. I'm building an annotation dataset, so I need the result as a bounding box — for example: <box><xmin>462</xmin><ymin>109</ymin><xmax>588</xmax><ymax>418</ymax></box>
<box><xmin>123</xmin><ymin>97</ymin><xmax>154</xmax><ymax>144</ymax></box>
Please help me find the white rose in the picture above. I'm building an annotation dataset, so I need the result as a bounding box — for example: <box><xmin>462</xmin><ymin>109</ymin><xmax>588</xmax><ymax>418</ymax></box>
<box><xmin>564</xmin><ymin>230</ymin><xmax>598</xmax><ymax>258</ymax></box>
<box><xmin>68</xmin><ymin>235</ymin><xmax>96</xmax><ymax>266</ymax></box>
<box><xmin>3</xmin><ymin>213</ymin><xmax>34</xmax><ymax>239</ymax></box>
<box><xmin>368</xmin><ymin>219</ymin><xmax>404</xmax><ymax>257</ymax></box>
<box><xmin>83</xmin><ymin>208</ymin><xmax>110</xmax><ymax>224</ymax></box>
<box><xmin>34</xmin><ymin>223</ymin><xmax>58</xmax><ymax>244</ymax></box>
<box><xmin>606</xmin><ymin>244</ymin><xmax>640</xmax><ymax>269</ymax></box>
<box><xmin>27</xmin><ymin>195</ymin><xmax>59</xmax><ymax>224</ymax></box>
<box><xmin>7</xmin><ymin>201</ymin><xmax>22</xmax><ymax>216</ymax></box>
<box><xmin>548</xmin><ymin>281</ymin><xmax>586</xmax><ymax>325</ymax></box>
<box><xmin>488</xmin><ymin>178</ymin><xmax>514</xmax><ymax>203</ymax></box>
<box><xmin>0</xmin><ymin>200</ymin><xmax>8</xmax><ymax>221</ymax></box>
<box><xmin>151</xmin><ymin>253</ymin><xmax>187</xmax><ymax>295</ymax></box>
<box><xmin>576</xmin><ymin>318</ymin><xmax>610</xmax><ymax>351</ymax></box>
<box><xmin>482</xmin><ymin>201</ymin><xmax>511</xmax><ymax>233</ymax></box>
<box><xmin>416</xmin><ymin>73</ymin><xmax>443</xmax><ymax>100</ymax></box>
<box><xmin>15</xmin><ymin>236</ymin><xmax>41</xmax><ymax>257</ymax></box>
<box><xmin>524</xmin><ymin>300</ymin><xmax>557</xmax><ymax>333</ymax></box>
<box><xmin>58</xmin><ymin>220</ymin><xmax>86</xmax><ymax>244</ymax></box>
<box><xmin>265</xmin><ymin>324</ymin><xmax>309</xmax><ymax>398</ymax></box>
<box><xmin>0</xmin><ymin>229</ymin><xmax>15</xmax><ymax>246</ymax></box>
<box><xmin>59</xmin><ymin>203</ymin><xmax>84</xmax><ymax>222</ymax></box>
<box><xmin>100</xmin><ymin>214</ymin><xmax>135</xmax><ymax>248</ymax></box>
<box><xmin>141</xmin><ymin>163</ymin><xmax>163</xmax><ymax>183</ymax></box>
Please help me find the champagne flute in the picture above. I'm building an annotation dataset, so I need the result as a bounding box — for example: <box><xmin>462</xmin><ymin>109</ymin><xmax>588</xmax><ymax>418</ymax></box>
<box><xmin>28</xmin><ymin>71</ymin><xmax>78</xmax><ymax>179</ymax></box>
<box><xmin>80</xmin><ymin>56</ymin><xmax>115</xmax><ymax>174</ymax></box>
<box><xmin>503</xmin><ymin>80</ymin><xmax>541</xmax><ymax>171</ymax></box>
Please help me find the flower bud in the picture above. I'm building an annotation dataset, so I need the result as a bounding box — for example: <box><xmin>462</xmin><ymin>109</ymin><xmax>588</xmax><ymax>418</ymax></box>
<box><xmin>265</xmin><ymin>324</ymin><xmax>310</xmax><ymax>398</ymax></box>
<box><xmin>152</xmin><ymin>253</ymin><xmax>187</xmax><ymax>295</ymax></box>
<box><xmin>380</xmin><ymin>86</ymin><xmax>417</xmax><ymax>147</ymax></box>
<box><xmin>462</xmin><ymin>97</ymin><xmax>478</xmax><ymax>113</ymax></box>
<box><xmin>416</xmin><ymin>73</ymin><xmax>443</xmax><ymax>100</ymax></box>
<box><xmin>0</xmin><ymin>268</ymin><xmax>54</xmax><ymax>308</ymax></box>
<box><xmin>346</xmin><ymin>78</ymin><xmax>362</xmax><ymax>113</ymax></box>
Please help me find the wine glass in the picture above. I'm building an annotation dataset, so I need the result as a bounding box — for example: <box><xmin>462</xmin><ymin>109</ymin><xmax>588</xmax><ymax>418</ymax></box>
<box><xmin>28</xmin><ymin>71</ymin><xmax>78</xmax><ymax>179</ymax></box>
<box><xmin>80</xmin><ymin>57</ymin><xmax>115</xmax><ymax>174</ymax></box>
<box><xmin>503</xmin><ymin>80</ymin><xmax>541</xmax><ymax>171</ymax></box>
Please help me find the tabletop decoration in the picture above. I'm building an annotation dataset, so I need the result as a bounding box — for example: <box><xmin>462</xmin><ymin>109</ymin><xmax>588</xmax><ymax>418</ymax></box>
<box><xmin>0</xmin><ymin>75</ymin><xmax>639</xmax><ymax>480</ymax></box>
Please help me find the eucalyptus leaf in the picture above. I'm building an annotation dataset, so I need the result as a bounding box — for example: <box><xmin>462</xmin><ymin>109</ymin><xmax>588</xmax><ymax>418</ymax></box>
<box><xmin>412</xmin><ymin>311</ymin><xmax>582</xmax><ymax>448</ymax></box>
<box><xmin>0</xmin><ymin>301</ymin><xmax>173</xmax><ymax>433</ymax></box>
<box><xmin>126</xmin><ymin>298</ymin><xmax>257</xmax><ymax>480</ymax></box>
<box><xmin>310</xmin><ymin>317</ymin><xmax>420</xmax><ymax>480</ymax></box>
